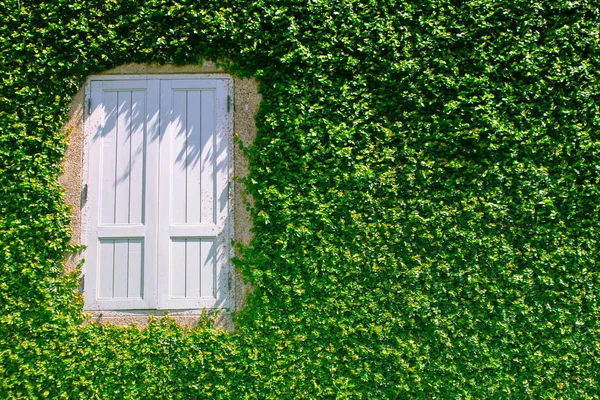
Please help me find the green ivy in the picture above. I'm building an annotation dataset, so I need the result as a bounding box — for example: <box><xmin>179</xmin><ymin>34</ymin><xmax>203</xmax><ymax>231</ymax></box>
<box><xmin>1</xmin><ymin>0</ymin><xmax>599</xmax><ymax>398</ymax></box>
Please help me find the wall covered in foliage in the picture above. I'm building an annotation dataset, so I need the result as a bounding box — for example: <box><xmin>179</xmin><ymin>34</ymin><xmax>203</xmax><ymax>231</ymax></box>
<box><xmin>1</xmin><ymin>0</ymin><xmax>599</xmax><ymax>398</ymax></box>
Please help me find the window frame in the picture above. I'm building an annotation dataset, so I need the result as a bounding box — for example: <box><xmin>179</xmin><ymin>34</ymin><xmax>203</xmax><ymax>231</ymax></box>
<box><xmin>81</xmin><ymin>74</ymin><xmax>235</xmax><ymax>312</ymax></box>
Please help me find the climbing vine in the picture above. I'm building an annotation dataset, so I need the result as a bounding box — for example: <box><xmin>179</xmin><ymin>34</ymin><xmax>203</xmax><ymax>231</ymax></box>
<box><xmin>1</xmin><ymin>0</ymin><xmax>599</xmax><ymax>398</ymax></box>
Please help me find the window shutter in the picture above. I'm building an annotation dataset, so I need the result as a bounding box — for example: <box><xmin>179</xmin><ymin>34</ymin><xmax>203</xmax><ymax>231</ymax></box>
<box><xmin>157</xmin><ymin>79</ymin><xmax>231</xmax><ymax>310</ymax></box>
<box><xmin>84</xmin><ymin>80</ymin><xmax>159</xmax><ymax>310</ymax></box>
<box><xmin>84</xmin><ymin>76</ymin><xmax>231</xmax><ymax>311</ymax></box>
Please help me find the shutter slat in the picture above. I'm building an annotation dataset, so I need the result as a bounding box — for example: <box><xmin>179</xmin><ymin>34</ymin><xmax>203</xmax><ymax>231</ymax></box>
<box><xmin>171</xmin><ymin>90</ymin><xmax>188</xmax><ymax>225</ymax></box>
<box><xmin>98</xmin><ymin>240</ymin><xmax>115</xmax><ymax>298</ymax></box>
<box><xmin>170</xmin><ymin>239</ymin><xmax>187</xmax><ymax>298</ymax></box>
<box><xmin>200</xmin><ymin>238</ymin><xmax>215</xmax><ymax>298</ymax></box>
<box><xmin>128</xmin><ymin>239</ymin><xmax>143</xmax><ymax>298</ymax></box>
<box><xmin>112</xmin><ymin>239</ymin><xmax>129</xmax><ymax>297</ymax></box>
<box><xmin>129</xmin><ymin>90</ymin><xmax>146</xmax><ymax>224</ymax></box>
<box><xmin>114</xmin><ymin>92</ymin><xmax>132</xmax><ymax>224</ymax></box>
<box><xmin>201</xmin><ymin>90</ymin><xmax>215</xmax><ymax>224</ymax></box>
<box><xmin>186</xmin><ymin>90</ymin><xmax>202</xmax><ymax>224</ymax></box>
<box><xmin>100</xmin><ymin>91</ymin><xmax>118</xmax><ymax>224</ymax></box>
<box><xmin>186</xmin><ymin>238</ymin><xmax>201</xmax><ymax>298</ymax></box>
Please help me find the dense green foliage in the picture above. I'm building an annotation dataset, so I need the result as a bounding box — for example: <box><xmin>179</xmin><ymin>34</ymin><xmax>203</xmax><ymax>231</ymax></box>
<box><xmin>1</xmin><ymin>0</ymin><xmax>600</xmax><ymax>397</ymax></box>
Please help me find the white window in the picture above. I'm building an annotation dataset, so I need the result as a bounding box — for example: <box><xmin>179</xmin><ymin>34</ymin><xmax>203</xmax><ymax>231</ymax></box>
<box><xmin>82</xmin><ymin>75</ymin><xmax>232</xmax><ymax>311</ymax></box>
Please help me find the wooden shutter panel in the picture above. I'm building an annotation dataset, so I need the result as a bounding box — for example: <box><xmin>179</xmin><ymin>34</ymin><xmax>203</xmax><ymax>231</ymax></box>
<box><xmin>157</xmin><ymin>79</ymin><xmax>231</xmax><ymax>310</ymax></box>
<box><xmin>84</xmin><ymin>79</ymin><xmax>159</xmax><ymax>310</ymax></box>
<box><xmin>84</xmin><ymin>76</ymin><xmax>231</xmax><ymax>311</ymax></box>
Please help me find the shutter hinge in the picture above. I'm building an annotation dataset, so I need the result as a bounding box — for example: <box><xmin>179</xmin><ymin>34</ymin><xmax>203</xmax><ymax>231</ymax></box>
<box><xmin>87</xmin><ymin>97</ymin><xmax>91</xmax><ymax>115</ymax></box>
<box><xmin>81</xmin><ymin>184</ymin><xmax>88</xmax><ymax>207</ymax></box>
<box><xmin>227</xmin><ymin>95</ymin><xmax>231</xmax><ymax>113</ymax></box>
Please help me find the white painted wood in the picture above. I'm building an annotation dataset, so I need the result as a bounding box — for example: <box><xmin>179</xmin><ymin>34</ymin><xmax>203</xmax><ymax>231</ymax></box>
<box><xmin>157</xmin><ymin>81</ymin><xmax>173</xmax><ymax>309</ymax></box>
<box><xmin>128</xmin><ymin>239</ymin><xmax>143</xmax><ymax>298</ymax></box>
<box><xmin>200</xmin><ymin>90</ymin><xmax>215</xmax><ymax>224</ymax></box>
<box><xmin>129</xmin><ymin>90</ymin><xmax>146</xmax><ymax>225</ymax></box>
<box><xmin>171</xmin><ymin>89</ymin><xmax>188</xmax><ymax>225</ymax></box>
<box><xmin>85</xmin><ymin>76</ymin><xmax>231</xmax><ymax>311</ymax></box>
<box><xmin>84</xmin><ymin>80</ymin><xmax>104</xmax><ymax>308</ymax></box>
<box><xmin>100</xmin><ymin>90</ymin><xmax>117</xmax><ymax>225</ymax></box>
<box><xmin>200</xmin><ymin>238</ymin><xmax>215</xmax><ymax>298</ymax></box>
<box><xmin>186</xmin><ymin>238</ymin><xmax>201</xmax><ymax>299</ymax></box>
<box><xmin>158</xmin><ymin>78</ymin><xmax>231</xmax><ymax>310</ymax></box>
<box><xmin>170</xmin><ymin>239</ymin><xmax>187</xmax><ymax>298</ymax></box>
<box><xmin>114</xmin><ymin>92</ymin><xmax>131</xmax><ymax>224</ymax></box>
<box><xmin>98</xmin><ymin>240</ymin><xmax>115</xmax><ymax>298</ymax></box>
<box><xmin>112</xmin><ymin>239</ymin><xmax>129</xmax><ymax>297</ymax></box>
<box><xmin>96</xmin><ymin>225</ymin><xmax>145</xmax><ymax>237</ymax></box>
<box><xmin>187</xmin><ymin>90</ymin><xmax>202</xmax><ymax>224</ymax></box>
<box><xmin>142</xmin><ymin>78</ymin><xmax>160</xmax><ymax>308</ymax></box>
<box><xmin>167</xmin><ymin>225</ymin><xmax>218</xmax><ymax>237</ymax></box>
<box><xmin>82</xmin><ymin>82</ymin><xmax>102</xmax><ymax>309</ymax></box>
<box><xmin>85</xmin><ymin>80</ymin><xmax>158</xmax><ymax>310</ymax></box>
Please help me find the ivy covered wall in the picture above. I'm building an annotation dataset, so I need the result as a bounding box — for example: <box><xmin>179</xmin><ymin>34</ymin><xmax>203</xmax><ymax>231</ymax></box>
<box><xmin>1</xmin><ymin>0</ymin><xmax>599</xmax><ymax>398</ymax></box>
